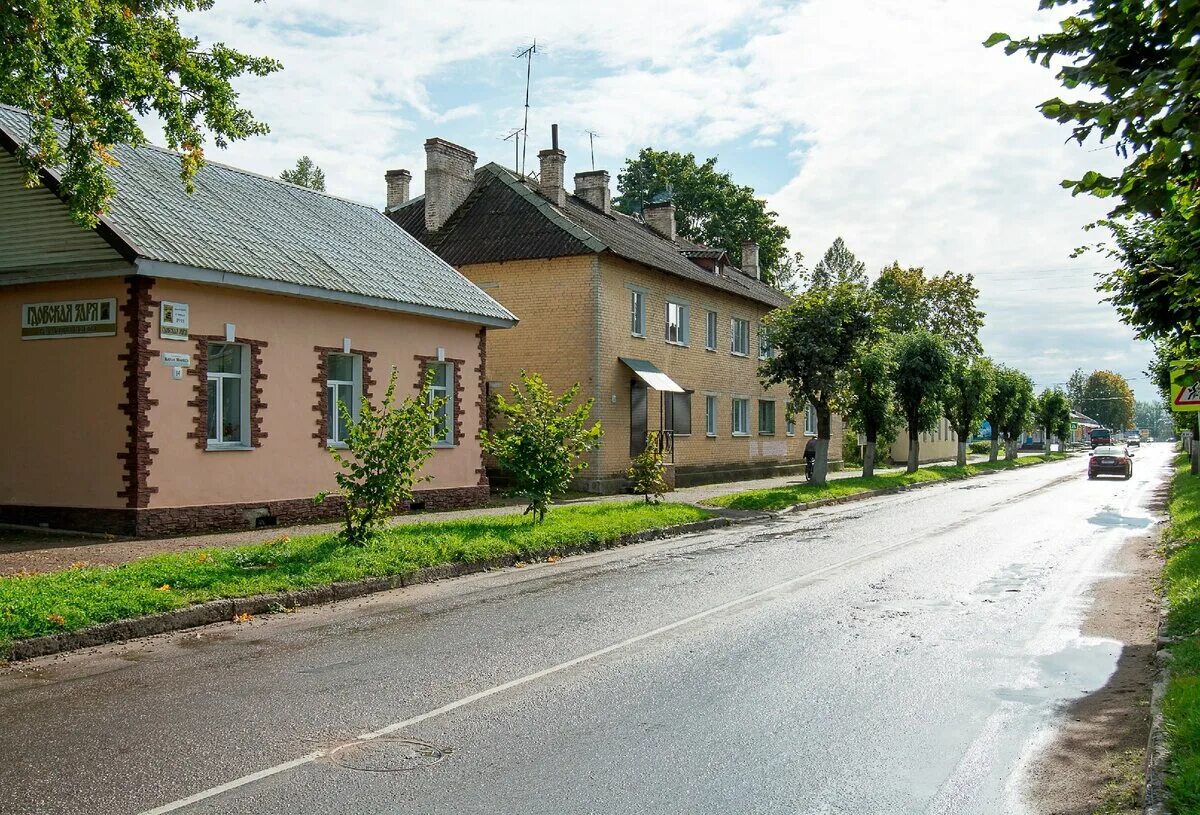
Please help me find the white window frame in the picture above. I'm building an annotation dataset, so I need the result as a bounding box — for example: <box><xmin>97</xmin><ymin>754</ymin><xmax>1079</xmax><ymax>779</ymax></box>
<box><xmin>705</xmin><ymin>310</ymin><xmax>718</xmax><ymax>351</ymax></box>
<box><xmin>705</xmin><ymin>393</ymin><xmax>717</xmax><ymax>437</ymax></box>
<box><xmin>732</xmin><ymin>397</ymin><xmax>750</xmax><ymax>437</ymax></box>
<box><xmin>758</xmin><ymin>324</ymin><xmax>775</xmax><ymax>360</ymax></box>
<box><xmin>206</xmin><ymin>342</ymin><xmax>250</xmax><ymax>450</ymax></box>
<box><xmin>630</xmin><ymin>288</ymin><xmax>647</xmax><ymax>337</ymax></box>
<box><xmin>428</xmin><ymin>361</ymin><xmax>455</xmax><ymax>447</ymax></box>
<box><xmin>326</xmin><ymin>353</ymin><xmax>362</xmax><ymax>447</ymax></box>
<box><xmin>665</xmin><ymin>299</ymin><xmax>689</xmax><ymax>346</ymax></box>
<box><xmin>786</xmin><ymin>414</ymin><xmax>796</xmax><ymax>436</ymax></box>
<box><xmin>730</xmin><ymin>317</ymin><xmax>749</xmax><ymax>357</ymax></box>
<box><xmin>804</xmin><ymin>403</ymin><xmax>818</xmax><ymax>436</ymax></box>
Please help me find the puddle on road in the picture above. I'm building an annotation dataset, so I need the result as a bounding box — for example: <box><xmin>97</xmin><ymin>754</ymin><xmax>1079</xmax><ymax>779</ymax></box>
<box><xmin>994</xmin><ymin>637</ymin><xmax>1122</xmax><ymax>705</ymax></box>
<box><xmin>971</xmin><ymin>563</ymin><xmax>1048</xmax><ymax>599</ymax></box>
<box><xmin>1087</xmin><ymin>509</ymin><xmax>1152</xmax><ymax>529</ymax></box>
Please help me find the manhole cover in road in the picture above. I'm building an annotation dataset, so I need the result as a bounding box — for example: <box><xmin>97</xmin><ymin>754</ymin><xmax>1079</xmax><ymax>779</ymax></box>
<box><xmin>328</xmin><ymin>737</ymin><xmax>452</xmax><ymax>772</ymax></box>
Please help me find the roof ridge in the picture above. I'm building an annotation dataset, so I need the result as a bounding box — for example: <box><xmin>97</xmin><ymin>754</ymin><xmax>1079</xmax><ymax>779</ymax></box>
<box><xmin>478</xmin><ymin>163</ymin><xmax>607</xmax><ymax>254</ymax></box>
<box><xmin>0</xmin><ymin>103</ymin><xmax>377</xmax><ymax>212</ymax></box>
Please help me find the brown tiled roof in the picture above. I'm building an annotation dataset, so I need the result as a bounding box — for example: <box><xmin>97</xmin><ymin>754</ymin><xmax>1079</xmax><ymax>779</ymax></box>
<box><xmin>389</xmin><ymin>163</ymin><xmax>788</xmax><ymax>309</ymax></box>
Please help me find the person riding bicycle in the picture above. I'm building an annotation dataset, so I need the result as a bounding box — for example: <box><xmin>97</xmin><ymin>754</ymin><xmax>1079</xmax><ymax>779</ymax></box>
<box><xmin>803</xmin><ymin>437</ymin><xmax>817</xmax><ymax>479</ymax></box>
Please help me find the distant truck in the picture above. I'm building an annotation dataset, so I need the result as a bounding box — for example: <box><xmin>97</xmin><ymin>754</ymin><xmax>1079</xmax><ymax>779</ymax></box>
<box><xmin>1090</xmin><ymin>428</ymin><xmax>1113</xmax><ymax>448</ymax></box>
<box><xmin>1141</xmin><ymin>428</ymin><xmax>1151</xmax><ymax>442</ymax></box>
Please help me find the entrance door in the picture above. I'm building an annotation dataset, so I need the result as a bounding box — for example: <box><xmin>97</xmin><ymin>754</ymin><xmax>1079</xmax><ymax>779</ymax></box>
<box><xmin>630</xmin><ymin>380</ymin><xmax>647</xmax><ymax>456</ymax></box>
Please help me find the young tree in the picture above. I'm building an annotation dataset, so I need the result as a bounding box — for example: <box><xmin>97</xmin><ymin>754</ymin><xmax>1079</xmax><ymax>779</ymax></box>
<box><xmin>627</xmin><ymin>432</ymin><xmax>669</xmax><ymax>504</ymax></box>
<box><xmin>1036</xmin><ymin>389</ymin><xmax>1072</xmax><ymax>456</ymax></box>
<box><xmin>613</xmin><ymin>148</ymin><xmax>790</xmax><ymax>281</ymax></box>
<box><xmin>0</xmin><ymin>1</ymin><xmax>281</xmax><ymax>225</ymax></box>
<box><xmin>481</xmin><ymin>372</ymin><xmax>602</xmax><ymax>521</ymax></box>
<box><xmin>1000</xmin><ymin>372</ymin><xmax>1036</xmax><ymax>461</ymax></box>
<box><xmin>985</xmin><ymin>365</ymin><xmax>1024</xmax><ymax>463</ymax></box>
<box><xmin>891</xmin><ymin>331</ymin><xmax>953</xmax><ymax>474</ymax></box>
<box><xmin>280</xmin><ymin>155</ymin><xmax>326</xmax><ymax>191</ymax></box>
<box><xmin>1066</xmin><ymin>368</ymin><xmax>1087</xmax><ymax>409</ymax></box>
<box><xmin>807</xmin><ymin>237</ymin><xmax>868</xmax><ymax>288</ymax></box>
<box><xmin>1079</xmin><ymin>370</ymin><xmax>1136</xmax><ymax>430</ymax></box>
<box><xmin>842</xmin><ymin>339</ymin><xmax>900</xmax><ymax>478</ymax></box>
<box><xmin>316</xmin><ymin>369</ymin><xmax>442</xmax><ymax>545</ymax></box>
<box><xmin>759</xmin><ymin>281</ymin><xmax>875</xmax><ymax>485</ymax></box>
<box><xmin>872</xmin><ymin>263</ymin><xmax>985</xmax><ymax>357</ymax></box>
<box><xmin>943</xmin><ymin>357</ymin><xmax>997</xmax><ymax>467</ymax></box>
<box><xmin>772</xmin><ymin>250</ymin><xmax>806</xmax><ymax>296</ymax></box>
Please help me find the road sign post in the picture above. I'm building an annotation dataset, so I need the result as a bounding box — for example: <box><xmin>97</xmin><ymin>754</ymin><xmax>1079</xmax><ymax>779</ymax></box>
<box><xmin>1170</xmin><ymin>359</ymin><xmax>1200</xmax><ymax>474</ymax></box>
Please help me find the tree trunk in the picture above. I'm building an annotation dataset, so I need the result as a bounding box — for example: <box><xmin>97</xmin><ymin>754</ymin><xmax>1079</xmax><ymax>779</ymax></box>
<box><xmin>863</xmin><ymin>430</ymin><xmax>877</xmax><ymax>479</ymax></box>
<box><xmin>1006</xmin><ymin>438</ymin><xmax>1017</xmax><ymax>461</ymax></box>
<box><xmin>815</xmin><ymin>408</ymin><xmax>832</xmax><ymax>485</ymax></box>
<box><xmin>957</xmin><ymin>435</ymin><xmax>967</xmax><ymax>467</ymax></box>
<box><xmin>1043</xmin><ymin>427</ymin><xmax>1051</xmax><ymax>457</ymax></box>
<box><xmin>989</xmin><ymin>435</ymin><xmax>999</xmax><ymax>463</ymax></box>
<box><xmin>907</xmin><ymin>424</ymin><xmax>920</xmax><ymax>474</ymax></box>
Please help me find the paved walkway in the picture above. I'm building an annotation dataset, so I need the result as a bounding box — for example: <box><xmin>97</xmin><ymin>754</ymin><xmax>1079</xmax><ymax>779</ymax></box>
<box><xmin>0</xmin><ymin>451</ymin><xmax>1047</xmax><ymax>575</ymax></box>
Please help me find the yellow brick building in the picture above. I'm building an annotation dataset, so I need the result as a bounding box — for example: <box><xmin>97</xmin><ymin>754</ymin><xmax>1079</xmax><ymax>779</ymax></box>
<box><xmin>390</xmin><ymin>137</ymin><xmax>843</xmax><ymax>490</ymax></box>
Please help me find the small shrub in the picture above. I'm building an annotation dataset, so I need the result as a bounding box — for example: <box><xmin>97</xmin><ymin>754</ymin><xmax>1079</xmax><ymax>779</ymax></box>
<box><xmin>968</xmin><ymin>441</ymin><xmax>991</xmax><ymax>455</ymax></box>
<box><xmin>628</xmin><ymin>433</ymin><xmax>668</xmax><ymax>503</ymax></box>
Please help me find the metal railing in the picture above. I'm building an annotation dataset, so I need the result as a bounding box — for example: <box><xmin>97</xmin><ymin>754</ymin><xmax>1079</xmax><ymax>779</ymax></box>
<box><xmin>657</xmin><ymin>429</ymin><xmax>675</xmax><ymax>463</ymax></box>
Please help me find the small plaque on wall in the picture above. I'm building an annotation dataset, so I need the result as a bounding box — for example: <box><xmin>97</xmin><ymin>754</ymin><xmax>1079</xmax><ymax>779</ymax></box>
<box><xmin>160</xmin><ymin>301</ymin><xmax>189</xmax><ymax>340</ymax></box>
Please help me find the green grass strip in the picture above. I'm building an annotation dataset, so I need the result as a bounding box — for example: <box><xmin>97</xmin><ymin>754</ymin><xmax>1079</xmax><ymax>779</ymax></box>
<box><xmin>1163</xmin><ymin>453</ymin><xmax>1200</xmax><ymax>812</ymax></box>
<box><xmin>702</xmin><ymin>454</ymin><xmax>1064</xmax><ymax>512</ymax></box>
<box><xmin>0</xmin><ymin>502</ymin><xmax>710</xmax><ymax>648</ymax></box>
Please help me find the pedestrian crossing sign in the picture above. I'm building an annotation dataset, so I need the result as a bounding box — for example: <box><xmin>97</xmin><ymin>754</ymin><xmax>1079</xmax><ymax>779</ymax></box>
<box><xmin>1171</xmin><ymin>359</ymin><xmax>1200</xmax><ymax>411</ymax></box>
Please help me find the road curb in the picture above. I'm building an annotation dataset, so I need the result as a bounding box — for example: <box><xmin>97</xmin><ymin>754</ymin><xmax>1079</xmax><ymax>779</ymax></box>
<box><xmin>2</xmin><ymin>517</ymin><xmax>734</xmax><ymax>662</ymax></box>
<box><xmin>1144</xmin><ymin>533</ymin><xmax>1177</xmax><ymax>815</ymax></box>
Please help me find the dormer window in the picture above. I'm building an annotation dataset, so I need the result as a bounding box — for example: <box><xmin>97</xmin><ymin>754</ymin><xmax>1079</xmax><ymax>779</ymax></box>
<box><xmin>714</xmin><ymin>262</ymin><xmax>722</xmax><ymax>275</ymax></box>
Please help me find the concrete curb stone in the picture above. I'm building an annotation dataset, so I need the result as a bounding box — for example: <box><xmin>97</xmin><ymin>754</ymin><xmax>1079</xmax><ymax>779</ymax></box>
<box><xmin>3</xmin><ymin>517</ymin><xmax>733</xmax><ymax>662</ymax></box>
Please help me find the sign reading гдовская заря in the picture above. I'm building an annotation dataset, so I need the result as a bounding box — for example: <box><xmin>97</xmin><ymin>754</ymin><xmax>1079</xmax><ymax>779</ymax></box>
<box><xmin>21</xmin><ymin>298</ymin><xmax>118</xmax><ymax>340</ymax></box>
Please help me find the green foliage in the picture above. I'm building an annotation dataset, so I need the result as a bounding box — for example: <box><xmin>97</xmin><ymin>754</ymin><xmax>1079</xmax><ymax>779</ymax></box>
<box><xmin>891</xmin><ymin>331</ymin><xmax>953</xmax><ymax>436</ymax></box>
<box><xmin>1079</xmin><ymin>369</ymin><xmax>1136</xmax><ymax>430</ymax></box>
<box><xmin>317</xmin><ymin>369</ymin><xmax>441</xmax><ymax>545</ymax></box>
<box><xmin>968</xmin><ymin>441</ymin><xmax>991</xmax><ymax>455</ymax></box>
<box><xmin>481</xmin><ymin>372</ymin><xmax>603</xmax><ymax>521</ymax></box>
<box><xmin>759</xmin><ymin>281</ymin><xmax>875</xmax><ymax>484</ymax></box>
<box><xmin>0</xmin><ymin>0</ymin><xmax>281</xmax><ymax>226</ymax></box>
<box><xmin>872</xmin><ymin>263</ymin><xmax>985</xmax><ymax>357</ymax></box>
<box><xmin>0</xmin><ymin>502</ymin><xmax>711</xmax><ymax>647</ymax></box>
<box><xmin>1135</xmin><ymin>399</ymin><xmax>1169</xmax><ymax>438</ymax></box>
<box><xmin>627</xmin><ymin>433</ymin><xmax>668</xmax><ymax>504</ymax></box>
<box><xmin>280</xmin><ymin>155</ymin><xmax>325</xmax><ymax>191</ymax></box>
<box><xmin>1066</xmin><ymin>367</ymin><xmax>1087</xmax><ymax>408</ymax></box>
<box><xmin>613</xmin><ymin>148</ymin><xmax>791</xmax><ymax>284</ymax></box>
<box><xmin>842</xmin><ymin>338</ymin><xmax>900</xmax><ymax>447</ymax></box>
<box><xmin>806</xmin><ymin>237</ymin><xmax>868</xmax><ymax>288</ymax></box>
<box><xmin>1036</xmin><ymin>388</ymin><xmax>1073</xmax><ymax>449</ymax></box>
<box><xmin>988</xmin><ymin>365</ymin><xmax>1035</xmax><ymax>458</ymax></box>
<box><xmin>943</xmin><ymin>357</ymin><xmax>997</xmax><ymax>446</ymax></box>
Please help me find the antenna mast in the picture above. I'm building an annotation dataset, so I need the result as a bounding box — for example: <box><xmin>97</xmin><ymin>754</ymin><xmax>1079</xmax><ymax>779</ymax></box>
<box><xmin>584</xmin><ymin>130</ymin><xmax>600</xmax><ymax>170</ymax></box>
<box><xmin>501</xmin><ymin>128</ymin><xmax>522</xmax><ymax>173</ymax></box>
<box><xmin>513</xmin><ymin>39</ymin><xmax>540</xmax><ymax>177</ymax></box>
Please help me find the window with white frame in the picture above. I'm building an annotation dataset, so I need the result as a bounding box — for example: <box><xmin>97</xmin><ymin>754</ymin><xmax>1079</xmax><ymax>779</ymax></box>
<box><xmin>207</xmin><ymin>342</ymin><xmax>248</xmax><ymax>448</ymax></box>
<box><xmin>758</xmin><ymin>400</ymin><xmax>776</xmax><ymax>435</ymax></box>
<box><xmin>730</xmin><ymin>318</ymin><xmax>749</xmax><ymax>356</ymax></box>
<box><xmin>705</xmin><ymin>311</ymin><xmax>718</xmax><ymax>351</ymax></box>
<box><xmin>665</xmin><ymin>300</ymin><xmax>689</xmax><ymax>345</ymax></box>
<box><xmin>705</xmin><ymin>394</ymin><xmax>717</xmax><ymax>436</ymax></box>
<box><xmin>804</xmin><ymin>403</ymin><xmax>818</xmax><ymax>435</ymax></box>
<box><xmin>758</xmin><ymin>324</ymin><xmax>774</xmax><ymax>360</ymax></box>
<box><xmin>326</xmin><ymin>353</ymin><xmax>361</xmax><ymax>446</ymax></box>
<box><xmin>428</xmin><ymin>362</ymin><xmax>454</xmax><ymax>445</ymax></box>
<box><xmin>630</xmin><ymin>289</ymin><xmax>646</xmax><ymax>337</ymax></box>
<box><xmin>732</xmin><ymin>397</ymin><xmax>749</xmax><ymax>436</ymax></box>
<box><xmin>786</xmin><ymin>414</ymin><xmax>796</xmax><ymax>436</ymax></box>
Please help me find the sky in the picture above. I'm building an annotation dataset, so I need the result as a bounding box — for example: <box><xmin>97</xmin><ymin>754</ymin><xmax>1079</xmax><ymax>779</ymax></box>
<box><xmin>168</xmin><ymin>0</ymin><xmax>1155</xmax><ymax>401</ymax></box>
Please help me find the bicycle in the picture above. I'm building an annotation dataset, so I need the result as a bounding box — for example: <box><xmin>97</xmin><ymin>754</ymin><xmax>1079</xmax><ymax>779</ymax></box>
<box><xmin>804</xmin><ymin>456</ymin><xmax>815</xmax><ymax>481</ymax></box>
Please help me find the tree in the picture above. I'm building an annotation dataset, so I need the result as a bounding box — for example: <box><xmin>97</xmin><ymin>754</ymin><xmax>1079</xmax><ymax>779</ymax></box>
<box><xmin>772</xmin><ymin>250</ymin><xmax>806</xmax><ymax>296</ymax></box>
<box><xmin>891</xmin><ymin>331</ymin><xmax>953</xmax><ymax>474</ymax></box>
<box><xmin>315</xmin><ymin>369</ymin><xmax>442</xmax><ymax>545</ymax></box>
<box><xmin>807</xmin><ymin>237</ymin><xmax>868</xmax><ymax>288</ymax></box>
<box><xmin>842</xmin><ymin>339</ymin><xmax>900</xmax><ymax>478</ymax></box>
<box><xmin>627</xmin><ymin>433</ymin><xmax>669</xmax><ymax>504</ymax></box>
<box><xmin>614</xmin><ymin>148</ymin><xmax>790</xmax><ymax>283</ymax></box>
<box><xmin>1036</xmin><ymin>389</ymin><xmax>1072</xmax><ymax>455</ymax></box>
<box><xmin>481</xmin><ymin>372</ymin><xmax>602</xmax><ymax>521</ymax></box>
<box><xmin>872</xmin><ymin>263</ymin><xmax>985</xmax><ymax>357</ymax></box>
<box><xmin>280</xmin><ymin>155</ymin><xmax>325</xmax><ymax>191</ymax></box>
<box><xmin>1079</xmin><ymin>370</ymin><xmax>1135</xmax><ymax>430</ymax></box>
<box><xmin>1066</xmin><ymin>368</ymin><xmax>1087</xmax><ymax>409</ymax></box>
<box><xmin>759</xmin><ymin>281</ymin><xmax>875</xmax><ymax>485</ymax></box>
<box><xmin>0</xmin><ymin>1</ymin><xmax>281</xmax><ymax>226</ymax></box>
<box><xmin>1135</xmin><ymin>400</ymin><xmax>1168</xmax><ymax>439</ymax></box>
<box><xmin>999</xmin><ymin>371</ymin><xmax>1036</xmax><ymax>461</ymax></box>
<box><xmin>986</xmin><ymin>365</ymin><xmax>1029</xmax><ymax>463</ymax></box>
<box><xmin>943</xmin><ymin>357</ymin><xmax>997</xmax><ymax>467</ymax></box>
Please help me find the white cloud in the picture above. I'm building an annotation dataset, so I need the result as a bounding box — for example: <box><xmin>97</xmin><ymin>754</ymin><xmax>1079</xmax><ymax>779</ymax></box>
<box><xmin>161</xmin><ymin>0</ymin><xmax>1153</xmax><ymax>400</ymax></box>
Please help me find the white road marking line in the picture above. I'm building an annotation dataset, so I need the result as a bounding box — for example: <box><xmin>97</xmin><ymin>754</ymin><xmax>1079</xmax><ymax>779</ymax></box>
<box><xmin>137</xmin><ymin>531</ymin><xmax>937</xmax><ymax>814</ymax></box>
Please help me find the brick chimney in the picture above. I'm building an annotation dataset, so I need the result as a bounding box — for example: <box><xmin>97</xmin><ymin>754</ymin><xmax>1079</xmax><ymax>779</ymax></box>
<box><xmin>643</xmin><ymin>200</ymin><xmax>676</xmax><ymax>241</ymax></box>
<box><xmin>385</xmin><ymin>169</ymin><xmax>411</xmax><ymax>209</ymax></box>
<box><xmin>741</xmin><ymin>240</ymin><xmax>761</xmax><ymax>280</ymax></box>
<box><xmin>538</xmin><ymin>124</ymin><xmax>566</xmax><ymax>208</ymax></box>
<box><xmin>424</xmin><ymin>138</ymin><xmax>477</xmax><ymax>232</ymax></box>
<box><xmin>574</xmin><ymin>170</ymin><xmax>611</xmax><ymax>215</ymax></box>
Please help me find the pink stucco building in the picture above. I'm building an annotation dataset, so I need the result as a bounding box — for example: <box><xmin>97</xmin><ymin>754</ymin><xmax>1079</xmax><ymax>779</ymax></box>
<box><xmin>0</xmin><ymin>105</ymin><xmax>515</xmax><ymax>536</ymax></box>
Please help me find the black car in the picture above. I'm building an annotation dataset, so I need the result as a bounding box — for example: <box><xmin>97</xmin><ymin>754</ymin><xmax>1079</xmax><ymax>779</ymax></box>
<box><xmin>1088</xmin><ymin>445</ymin><xmax>1132</xmax><ymax>480</ymax></box>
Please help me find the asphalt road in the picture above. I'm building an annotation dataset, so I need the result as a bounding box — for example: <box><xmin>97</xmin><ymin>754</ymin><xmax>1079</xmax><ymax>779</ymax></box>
<box><xmin>0</xmin><ymin>445</ymin><xmax>1173</xmax><ymax>815</ymax></box>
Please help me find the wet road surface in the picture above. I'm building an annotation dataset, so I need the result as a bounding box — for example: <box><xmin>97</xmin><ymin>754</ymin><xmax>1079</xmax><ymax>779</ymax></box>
<box><xmin>0</xmin><ymin>445</ymin><xmax>1173</xmax><ymax>814</ymax></box>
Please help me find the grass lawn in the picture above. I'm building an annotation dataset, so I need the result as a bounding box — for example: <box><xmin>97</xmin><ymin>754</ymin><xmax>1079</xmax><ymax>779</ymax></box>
<box><xmin>1163</xmin><ymin>453</ymin><xmax>1200</xmax><ymax>812</ymax></box>
<box><xmin>702</xmin><ymin>454</ymin><xmax>1065</xmax><ymax>512</ymax></box>
<box><xmin>0</xmin><ymin>501</ymin><xmax>710</xmax><ymax>651</ymax></box>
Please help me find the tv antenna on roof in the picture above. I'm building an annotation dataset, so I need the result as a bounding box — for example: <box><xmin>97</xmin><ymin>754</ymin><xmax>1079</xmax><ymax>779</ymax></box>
<box><xmin>513</xmin><ymin>38</ymin><xmax>541</xmax><ymax>177</ymax></box>
<box><xmin>501</xmin><ymin>128</ymin><xmax>522</xmax><ymax>173</ymax></box>
<box><xmin>584</xmin><ymin>129</ymin><xmax>600</xmax><ymax>170</ymax></box>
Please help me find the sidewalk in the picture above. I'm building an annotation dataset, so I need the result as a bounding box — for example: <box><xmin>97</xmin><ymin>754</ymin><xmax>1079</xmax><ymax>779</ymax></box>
<box><xmin>0</xmin><ymin>450</ymin><xmax>1044</xmax><ymax>575</ymax></box>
